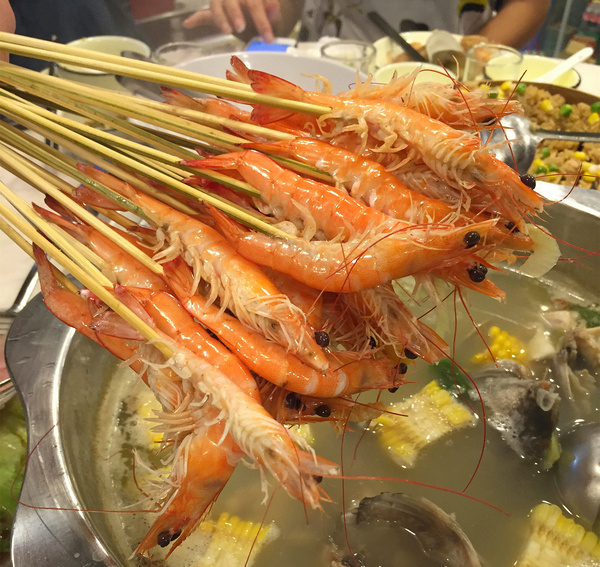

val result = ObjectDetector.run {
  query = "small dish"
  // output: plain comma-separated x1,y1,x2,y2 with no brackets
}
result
373,61,456,85
520,54,581,89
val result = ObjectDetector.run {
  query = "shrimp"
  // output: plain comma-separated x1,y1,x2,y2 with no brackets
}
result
210,205,497,293
241,138,535,254
189,149,407,241
344,69,523,130
242,138,456,225
164,258,402,397
77,164,329,373
238,61,544,229
342,283,449,363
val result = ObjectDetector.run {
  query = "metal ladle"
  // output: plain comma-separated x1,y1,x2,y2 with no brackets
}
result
555,421,600,534
482,113,600,174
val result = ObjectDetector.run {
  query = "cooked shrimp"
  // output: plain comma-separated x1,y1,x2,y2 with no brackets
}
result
240,62,543,229
210,205,497,293
344,283,449,363
77,164,329,372
189,149,406,241
346,69,522,130
164,258,401,397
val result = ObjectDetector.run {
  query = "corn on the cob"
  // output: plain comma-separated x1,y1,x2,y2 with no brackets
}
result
472,325,527,364
373,380,476,467
196,512,276,566
514,503,600,567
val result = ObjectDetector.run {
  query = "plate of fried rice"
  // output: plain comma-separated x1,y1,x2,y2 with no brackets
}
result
484,81,600,190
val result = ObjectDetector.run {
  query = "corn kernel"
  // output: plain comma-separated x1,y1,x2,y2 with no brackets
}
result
582,161,592,172
589,112,599,125
573,151,588,161
532,158,546,169
500,81,513,91
472,325,527,363
540,99,553,112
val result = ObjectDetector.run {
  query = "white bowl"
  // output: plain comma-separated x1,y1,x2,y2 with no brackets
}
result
175,51,365,94
55,35,152,92
520,54,581,88
373,61,457,85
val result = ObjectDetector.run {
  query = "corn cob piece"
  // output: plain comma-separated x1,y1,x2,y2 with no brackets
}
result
138,396,164,449
196,512,276,567
373,380,476,467
472,325,528,364
515,503,600,567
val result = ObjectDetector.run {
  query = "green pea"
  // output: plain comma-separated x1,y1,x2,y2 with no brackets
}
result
535,165,548,174
515,82,527,95
487,91,499,99
591,101,600,114
548,163,559,172
560,104,573,117
540,147,551,158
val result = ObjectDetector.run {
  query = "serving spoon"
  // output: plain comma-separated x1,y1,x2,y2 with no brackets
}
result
555,421,600,534
482,113,600,174
533,47,594,85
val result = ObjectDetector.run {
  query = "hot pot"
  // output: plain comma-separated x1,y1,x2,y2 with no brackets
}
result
5,182,600,566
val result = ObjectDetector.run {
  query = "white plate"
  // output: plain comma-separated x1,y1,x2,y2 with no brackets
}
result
373,32,463,69
175,51,364,94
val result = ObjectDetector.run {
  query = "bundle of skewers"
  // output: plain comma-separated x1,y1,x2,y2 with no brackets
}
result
0,32,560,558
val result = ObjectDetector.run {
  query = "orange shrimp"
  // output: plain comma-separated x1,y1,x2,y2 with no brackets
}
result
242,138,535,255
77,164,329,373
239,61,544,229
164,258,401,397
345,69,523,130
210,205,497,293
188,149,408,241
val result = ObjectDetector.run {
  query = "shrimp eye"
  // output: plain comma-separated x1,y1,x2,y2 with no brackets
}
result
285,392,299,409
463,231,481,248
171,530,182,541
313,475,324,484
404,349,418,359
314,330,330,347
315,404,331,417
467,264,488,282
505,221,519,233
157,531,172,548
520,173,536,189
369,336,377,348
397,362,408,374
388,387,399,393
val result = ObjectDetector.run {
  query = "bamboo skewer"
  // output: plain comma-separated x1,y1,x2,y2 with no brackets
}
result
0,95,290,236
0,37,330,115
0,183,113,287
0,190,173,358
0,143,165,275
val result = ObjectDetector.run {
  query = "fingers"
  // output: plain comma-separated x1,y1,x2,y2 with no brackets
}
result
182,0,281,42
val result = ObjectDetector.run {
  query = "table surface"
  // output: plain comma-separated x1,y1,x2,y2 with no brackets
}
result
0,56,599,312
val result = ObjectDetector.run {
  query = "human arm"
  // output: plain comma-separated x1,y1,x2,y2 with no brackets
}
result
478,0,551,49
182,0,304,43
0,0,16,62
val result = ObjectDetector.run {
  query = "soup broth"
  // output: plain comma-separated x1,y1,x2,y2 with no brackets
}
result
94,271,599,566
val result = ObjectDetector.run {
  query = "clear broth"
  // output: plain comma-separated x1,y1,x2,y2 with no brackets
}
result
94,271,599,567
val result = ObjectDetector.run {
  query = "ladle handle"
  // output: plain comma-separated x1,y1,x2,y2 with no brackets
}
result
535,129,600,144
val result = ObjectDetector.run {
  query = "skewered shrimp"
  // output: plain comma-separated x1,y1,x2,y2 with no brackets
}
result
164,258,402,397
237,60,543,229
189,149,408,240
210,205,497,293
345,69,522,130
77,164,329,372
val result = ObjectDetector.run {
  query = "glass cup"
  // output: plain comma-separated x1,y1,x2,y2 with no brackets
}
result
320,40,376,74
462,43,524,82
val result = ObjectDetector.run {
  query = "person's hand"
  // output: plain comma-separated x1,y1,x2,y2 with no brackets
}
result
0,0,17,62
183,0,281,43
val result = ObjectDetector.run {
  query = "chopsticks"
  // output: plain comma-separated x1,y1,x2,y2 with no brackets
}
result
367,11,429,63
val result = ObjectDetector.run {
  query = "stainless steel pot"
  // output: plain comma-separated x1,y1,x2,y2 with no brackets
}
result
5,183,600,566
